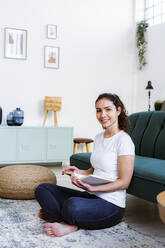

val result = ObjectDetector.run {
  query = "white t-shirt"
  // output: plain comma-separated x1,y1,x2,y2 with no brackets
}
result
90,130,135,208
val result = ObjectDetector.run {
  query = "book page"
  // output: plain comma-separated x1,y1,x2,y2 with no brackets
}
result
64,172,112,186
81,176,111,186
74,173,112,186
74,173,89,180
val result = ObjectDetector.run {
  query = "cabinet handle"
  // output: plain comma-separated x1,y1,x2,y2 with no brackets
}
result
20,144,30,152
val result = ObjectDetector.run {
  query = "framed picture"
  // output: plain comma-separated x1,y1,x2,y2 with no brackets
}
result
47,24,57,39
44,46,59,69
4,27,27,60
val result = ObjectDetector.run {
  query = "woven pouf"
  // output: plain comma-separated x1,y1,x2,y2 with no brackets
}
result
157,191,165,223
0,165,57,200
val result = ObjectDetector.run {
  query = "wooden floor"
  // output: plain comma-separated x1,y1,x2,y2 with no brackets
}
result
125,194,165,243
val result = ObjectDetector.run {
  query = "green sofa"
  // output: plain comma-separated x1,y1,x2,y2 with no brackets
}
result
70,111,165,203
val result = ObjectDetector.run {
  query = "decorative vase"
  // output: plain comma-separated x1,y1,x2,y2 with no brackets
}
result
0,107,2,125
7,112,14,126
13,108,24,126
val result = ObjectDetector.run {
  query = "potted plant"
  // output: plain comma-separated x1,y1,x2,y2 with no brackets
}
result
136,20,148,70
154,101,164,111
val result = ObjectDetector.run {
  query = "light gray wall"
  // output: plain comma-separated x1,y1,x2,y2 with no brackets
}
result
0,0,135,147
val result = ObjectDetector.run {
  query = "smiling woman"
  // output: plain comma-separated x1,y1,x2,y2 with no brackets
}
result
35,93,135,238
95,93,130,134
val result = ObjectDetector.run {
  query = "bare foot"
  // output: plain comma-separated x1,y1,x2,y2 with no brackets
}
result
44,222,78,237
38,209,50,221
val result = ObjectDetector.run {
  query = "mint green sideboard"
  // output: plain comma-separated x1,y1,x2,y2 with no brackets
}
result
0,127,73,166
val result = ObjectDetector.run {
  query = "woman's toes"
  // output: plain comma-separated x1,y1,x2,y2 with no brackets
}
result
44,223,52,228
45,227,53,235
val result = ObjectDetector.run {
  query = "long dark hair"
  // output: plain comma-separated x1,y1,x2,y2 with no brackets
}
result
95,93,130,133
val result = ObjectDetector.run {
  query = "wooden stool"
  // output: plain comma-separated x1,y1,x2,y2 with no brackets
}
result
73,138,94,154
43,96,62,127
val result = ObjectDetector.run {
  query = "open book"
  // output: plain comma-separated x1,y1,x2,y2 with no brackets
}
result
64,171,112,186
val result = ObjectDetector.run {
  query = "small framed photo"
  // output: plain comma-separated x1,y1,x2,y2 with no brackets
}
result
47,24,57,39
44,46,59,69
4,27,27,60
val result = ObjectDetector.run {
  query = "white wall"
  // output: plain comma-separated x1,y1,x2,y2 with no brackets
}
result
0,0,135,149
135,22,165,111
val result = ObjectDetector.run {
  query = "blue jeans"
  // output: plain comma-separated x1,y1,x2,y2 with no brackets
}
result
35,183,124,230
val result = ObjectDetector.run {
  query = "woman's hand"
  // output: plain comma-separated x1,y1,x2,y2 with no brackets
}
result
62,166,96,191
70,174,96,192
62,166,82,176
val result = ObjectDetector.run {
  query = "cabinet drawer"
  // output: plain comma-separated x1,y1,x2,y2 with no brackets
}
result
0,128,16,162
47,128,73,161
17,128,46,162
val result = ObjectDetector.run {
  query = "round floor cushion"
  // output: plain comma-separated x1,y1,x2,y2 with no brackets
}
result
157,191,165,223
0,165,57,200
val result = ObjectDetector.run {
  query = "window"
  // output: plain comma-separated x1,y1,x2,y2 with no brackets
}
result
145,0,165,26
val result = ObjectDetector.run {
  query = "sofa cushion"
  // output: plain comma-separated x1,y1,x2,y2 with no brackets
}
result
129,111,165,159
127,175,165,202
140,112,165,158
70,153,91,170
154,121,165,159
134,155,165,185
129,112,152,155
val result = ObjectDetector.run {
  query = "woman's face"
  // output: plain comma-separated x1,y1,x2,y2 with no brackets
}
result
95,98,121,130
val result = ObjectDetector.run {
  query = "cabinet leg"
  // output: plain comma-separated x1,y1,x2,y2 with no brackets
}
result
54,111,58,126
86,143,91,152
73,143,78,154
43,111,48,126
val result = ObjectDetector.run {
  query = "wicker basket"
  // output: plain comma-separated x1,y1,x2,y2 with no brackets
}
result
0,164,57,200
157,191,165,223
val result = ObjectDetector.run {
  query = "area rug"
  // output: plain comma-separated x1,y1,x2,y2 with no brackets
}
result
0,198,164,248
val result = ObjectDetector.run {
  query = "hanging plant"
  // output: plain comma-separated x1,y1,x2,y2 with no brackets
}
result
136,20,148,70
